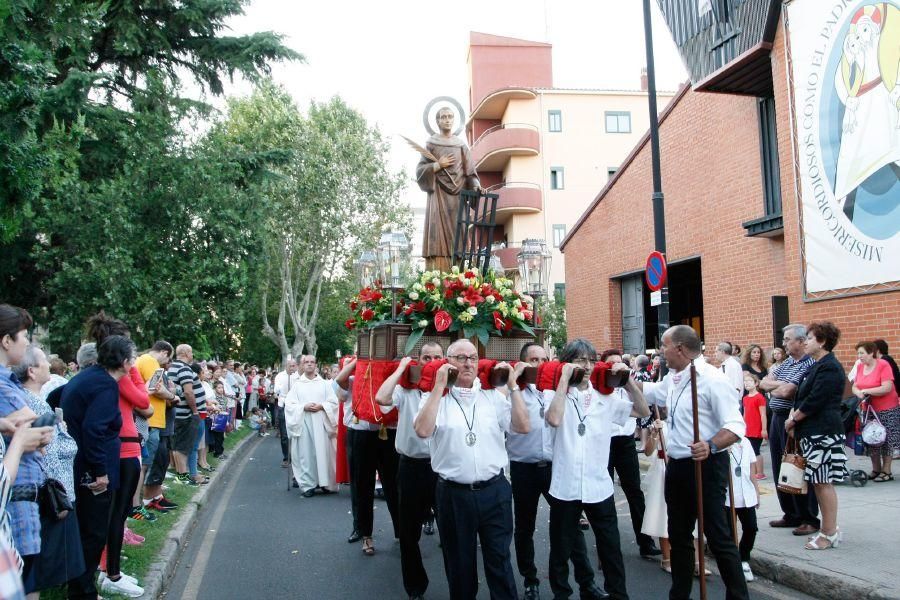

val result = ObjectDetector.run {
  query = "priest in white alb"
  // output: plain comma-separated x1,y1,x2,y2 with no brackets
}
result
284,355,339,497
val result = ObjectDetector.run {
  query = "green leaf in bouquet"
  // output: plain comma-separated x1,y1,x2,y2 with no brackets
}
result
404,327,425,356
475,327,490,347
462,325,476,340
518,321,535,335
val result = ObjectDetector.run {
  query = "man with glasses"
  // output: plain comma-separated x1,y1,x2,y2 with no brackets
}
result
414,339,529,600
375,342,444,600
759,324,819,536
545,339,650,600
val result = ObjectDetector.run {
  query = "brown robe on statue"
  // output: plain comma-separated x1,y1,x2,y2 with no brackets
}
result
416,134,480,272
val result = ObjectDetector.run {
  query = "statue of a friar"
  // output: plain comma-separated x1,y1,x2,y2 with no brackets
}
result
415,107,481,272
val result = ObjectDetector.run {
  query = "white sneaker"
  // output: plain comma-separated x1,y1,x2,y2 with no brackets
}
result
100,574,144,597
98,571,139,586
742,561,754,582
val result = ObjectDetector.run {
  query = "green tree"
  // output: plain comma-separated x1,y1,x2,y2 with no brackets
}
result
543,292,567,356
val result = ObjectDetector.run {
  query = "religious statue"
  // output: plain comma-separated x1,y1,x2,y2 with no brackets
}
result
410,107,481,272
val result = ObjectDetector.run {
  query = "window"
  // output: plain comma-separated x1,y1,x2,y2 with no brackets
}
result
550,167,565,190
758,96,782,217
552,224,567,248
607,167,618,179
548,110,562,132
554,283,566,300
605,111,631,133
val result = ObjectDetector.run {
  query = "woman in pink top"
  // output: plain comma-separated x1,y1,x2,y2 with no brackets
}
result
853,341,899,482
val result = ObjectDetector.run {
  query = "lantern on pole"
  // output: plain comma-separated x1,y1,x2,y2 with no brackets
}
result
377,231,410,319
354,251,378,289
517,238,552,324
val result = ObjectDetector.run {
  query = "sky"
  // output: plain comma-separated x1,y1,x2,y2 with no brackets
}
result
216,0,689,212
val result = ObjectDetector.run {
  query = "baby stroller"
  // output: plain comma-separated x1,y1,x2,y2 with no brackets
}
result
838,396,868,487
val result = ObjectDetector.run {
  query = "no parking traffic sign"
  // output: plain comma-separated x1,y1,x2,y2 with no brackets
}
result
645,251,667,292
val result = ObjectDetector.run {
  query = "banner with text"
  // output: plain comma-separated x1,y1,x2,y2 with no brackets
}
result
787,0,900,294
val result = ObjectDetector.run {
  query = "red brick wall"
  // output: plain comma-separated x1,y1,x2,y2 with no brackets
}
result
564,17,899,369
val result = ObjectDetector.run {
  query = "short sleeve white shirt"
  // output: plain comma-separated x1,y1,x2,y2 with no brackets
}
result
546,383,633,503
725,437,759,508
419,379,510,484
505,385,553,463
392,387,430,459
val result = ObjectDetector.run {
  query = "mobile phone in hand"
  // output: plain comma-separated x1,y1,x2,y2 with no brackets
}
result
31,413,57,428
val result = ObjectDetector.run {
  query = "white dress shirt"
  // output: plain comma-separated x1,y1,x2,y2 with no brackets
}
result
725,437,759,509
419,379,511,484
506,385,553,463
608,387,637,437
273,370,294,408
545,382,633,503
391,387,430,459
721,356,744,403
643,359,746,460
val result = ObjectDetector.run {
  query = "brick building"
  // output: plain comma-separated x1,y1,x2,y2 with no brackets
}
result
561,0,899,367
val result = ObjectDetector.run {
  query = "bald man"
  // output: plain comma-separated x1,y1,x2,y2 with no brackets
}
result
167,344,206,485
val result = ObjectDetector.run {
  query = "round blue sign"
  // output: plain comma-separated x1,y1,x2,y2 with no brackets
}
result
645,251,667,292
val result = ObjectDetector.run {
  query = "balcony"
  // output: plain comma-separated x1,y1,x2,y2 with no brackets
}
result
492,246,522,272
471,124,540,171
468,87,538,122
485,182,542,223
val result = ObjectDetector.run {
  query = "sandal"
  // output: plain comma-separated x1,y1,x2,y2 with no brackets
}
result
868,471,881,480
805,529,841,550
660,559,672,573
362,537,375,556
873,472,894,482
694,563,711,577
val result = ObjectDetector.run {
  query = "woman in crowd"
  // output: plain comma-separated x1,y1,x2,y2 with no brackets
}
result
650,354,662,382
741,344,768,385
852,341,899,482
770,347,785,371
195,364,215,474
11,345,85,596
0,305,49,593
785,321,846,550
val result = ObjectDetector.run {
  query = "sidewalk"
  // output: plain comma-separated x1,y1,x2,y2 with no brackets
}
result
639,446,900,600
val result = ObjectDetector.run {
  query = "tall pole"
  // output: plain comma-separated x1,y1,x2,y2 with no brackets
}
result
642,0,670,356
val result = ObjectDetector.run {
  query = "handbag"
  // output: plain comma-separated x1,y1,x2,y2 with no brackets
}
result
211,413,229,433
38,478,73,521
861,404,887,447
776,437,808,495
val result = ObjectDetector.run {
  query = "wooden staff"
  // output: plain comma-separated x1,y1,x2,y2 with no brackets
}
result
689,360,707,600
727,462,739,545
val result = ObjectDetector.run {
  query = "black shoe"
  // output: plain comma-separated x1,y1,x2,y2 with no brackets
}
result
423,522,435,536
292,479,299,488
318,487,335,495
580,585,610,600
347,529,362,543
302,489,315,498
640,544,663,559
409,596,424,600
524,583,540,600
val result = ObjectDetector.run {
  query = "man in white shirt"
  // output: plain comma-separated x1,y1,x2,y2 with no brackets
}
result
375,341,444,600
640,325,749,600
601,349,661,562
508,343,599,600
716,342,744,404
273,358,297,467
544,339,650,600
414,340,529,600
284,355,339,496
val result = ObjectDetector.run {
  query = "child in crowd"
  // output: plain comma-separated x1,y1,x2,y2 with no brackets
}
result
742,373,768,480
249,407,268,436
641,416,670,572
725,435,761,582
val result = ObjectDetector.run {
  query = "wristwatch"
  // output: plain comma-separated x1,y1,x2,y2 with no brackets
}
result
708,439,720,453
508,384,521,393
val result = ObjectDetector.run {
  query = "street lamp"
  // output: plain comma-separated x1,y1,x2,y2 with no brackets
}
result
517,238,552,325
377,231,410,319
354,250,378,289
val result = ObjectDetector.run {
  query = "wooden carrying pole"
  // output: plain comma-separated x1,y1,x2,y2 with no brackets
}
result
689,361,707,600
727,467,739,545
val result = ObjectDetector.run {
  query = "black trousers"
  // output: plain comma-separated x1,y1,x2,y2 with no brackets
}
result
398,455,437,596
351,428,400,538
209,428,224,456
276,406,289,462
769,412,820,527
607,435,654,551
346,428,358,531
549,496,628,600
510,460,594,593
68,486,113,599
106,458,141,577
435,475,517,600
665,454,749,600
726,507,758,563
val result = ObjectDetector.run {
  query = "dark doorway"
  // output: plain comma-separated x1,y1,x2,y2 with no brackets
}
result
643,258,704,350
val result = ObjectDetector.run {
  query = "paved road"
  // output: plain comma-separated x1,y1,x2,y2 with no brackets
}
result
166,436,816,599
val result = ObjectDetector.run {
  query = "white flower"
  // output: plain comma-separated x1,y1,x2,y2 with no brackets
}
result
409,291,420,300
431,277,441,286
418,319,428,328
510,308,521,319
485,295,496,304
430,294,441,302
521,294,534,304
514,299,522,308
497,302,509,316
467,306,478,316
412,284,424,292
451,266,460,273
502,289,513,297
456,297,465,305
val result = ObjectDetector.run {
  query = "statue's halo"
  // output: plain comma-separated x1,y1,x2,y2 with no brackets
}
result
423,96,466,136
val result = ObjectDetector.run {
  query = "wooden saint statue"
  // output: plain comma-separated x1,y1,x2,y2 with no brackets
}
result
415,107,481,272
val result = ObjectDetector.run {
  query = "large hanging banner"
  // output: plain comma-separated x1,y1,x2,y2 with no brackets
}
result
786,0,900,294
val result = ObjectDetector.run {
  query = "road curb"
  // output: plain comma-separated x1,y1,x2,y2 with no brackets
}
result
139,432,260,599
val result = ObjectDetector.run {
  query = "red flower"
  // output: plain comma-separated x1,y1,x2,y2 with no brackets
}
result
492,292,503,302
403,306,413,316
480,283,493,295
444,288,455,299
503,318,513,332
425,282,435,292
450,279,465,291
344,318,356,330
464,270,476,279
371,291,383,302
361,308,375,321
492,311,505,331
522,310,533,321
412,301,426,313
349,301,358,311
434,310,452,332
463,286,484,306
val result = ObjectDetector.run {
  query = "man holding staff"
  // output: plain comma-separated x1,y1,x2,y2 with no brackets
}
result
414,339,529,600
640,325,749,600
